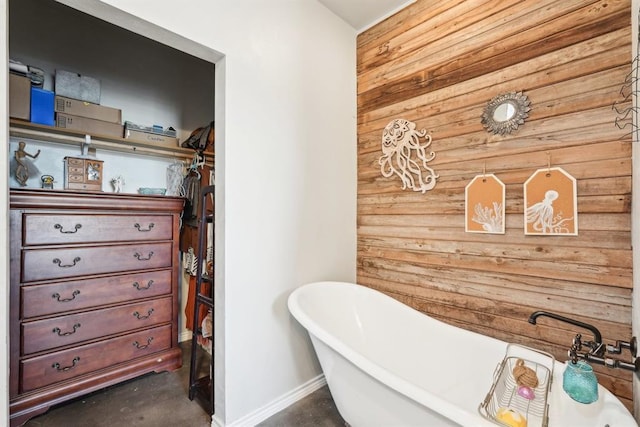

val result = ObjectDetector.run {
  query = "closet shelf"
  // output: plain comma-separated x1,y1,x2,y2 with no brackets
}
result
10,119,214,163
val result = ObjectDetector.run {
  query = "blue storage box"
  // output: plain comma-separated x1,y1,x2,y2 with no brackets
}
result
30,87,55,126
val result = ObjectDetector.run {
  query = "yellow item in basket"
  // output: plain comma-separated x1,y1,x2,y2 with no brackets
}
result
496,407,527,427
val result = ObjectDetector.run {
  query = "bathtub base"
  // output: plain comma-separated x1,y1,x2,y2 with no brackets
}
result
312,337,460,427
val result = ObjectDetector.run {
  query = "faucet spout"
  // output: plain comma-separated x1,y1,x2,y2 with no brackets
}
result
528,310,602,344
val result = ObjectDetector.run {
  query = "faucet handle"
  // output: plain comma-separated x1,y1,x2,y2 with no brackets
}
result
572,334,582,350
568,344,579,364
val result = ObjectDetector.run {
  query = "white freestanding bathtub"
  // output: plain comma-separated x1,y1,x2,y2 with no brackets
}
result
288,281,638,427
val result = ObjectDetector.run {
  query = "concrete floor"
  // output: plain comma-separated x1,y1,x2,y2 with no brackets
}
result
257,386,347,427
22,341,345,427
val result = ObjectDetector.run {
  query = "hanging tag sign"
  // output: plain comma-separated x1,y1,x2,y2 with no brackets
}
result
524,167,577,235
465,174,505,234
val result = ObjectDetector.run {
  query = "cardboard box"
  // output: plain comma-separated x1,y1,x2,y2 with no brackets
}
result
9,73,30,120
55,96,121,124
56,113,124,139
55,69,101,104
30,87,55,126
124,128,180,149
124,121,176,137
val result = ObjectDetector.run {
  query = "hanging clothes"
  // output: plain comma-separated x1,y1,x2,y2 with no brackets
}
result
181,147,214,332
180,163,213,254
184,275,211,331
181,120,214,332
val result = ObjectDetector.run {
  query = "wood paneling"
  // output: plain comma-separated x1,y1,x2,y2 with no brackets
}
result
357,0,634,409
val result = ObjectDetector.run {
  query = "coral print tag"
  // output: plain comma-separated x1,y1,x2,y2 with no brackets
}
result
524,167,577,236
465,174,505,234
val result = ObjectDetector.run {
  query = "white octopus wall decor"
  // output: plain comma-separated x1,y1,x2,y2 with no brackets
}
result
524,167,577,235
379,119,439,193
465,174,505,234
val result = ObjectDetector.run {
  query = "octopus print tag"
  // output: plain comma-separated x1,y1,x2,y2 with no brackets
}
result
465,174,505,234
524,167,577,235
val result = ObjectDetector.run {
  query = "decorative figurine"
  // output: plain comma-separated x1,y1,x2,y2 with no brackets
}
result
111,175,125,193
14,141,41,186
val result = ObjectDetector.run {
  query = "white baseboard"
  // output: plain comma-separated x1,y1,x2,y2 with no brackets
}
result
212,414,224,427
179,330,192,342
220,374,326,427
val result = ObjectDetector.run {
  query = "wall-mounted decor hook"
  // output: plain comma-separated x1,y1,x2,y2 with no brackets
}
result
546,151,551,176
81,134,91,156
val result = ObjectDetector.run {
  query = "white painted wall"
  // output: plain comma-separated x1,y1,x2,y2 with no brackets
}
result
50,0,357,425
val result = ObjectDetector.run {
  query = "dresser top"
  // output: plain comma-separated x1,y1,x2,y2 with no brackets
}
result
10,188,185,213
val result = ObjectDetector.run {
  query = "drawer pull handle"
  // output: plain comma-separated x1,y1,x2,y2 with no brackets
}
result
52,290,81,302
53,257,81,268
134,223,155,232
132,280,154,290
133,308,154,320
53,323,81,336
54,223,82,234
134,251,154,261
52,357,80,372
133,337,154,349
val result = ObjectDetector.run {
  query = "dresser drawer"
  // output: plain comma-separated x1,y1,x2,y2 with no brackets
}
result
22,242,173,283
22,296,172,355
67,173,84,183
66,157,84,167
20,324,172,393
21,269,173,319
23,214,173,246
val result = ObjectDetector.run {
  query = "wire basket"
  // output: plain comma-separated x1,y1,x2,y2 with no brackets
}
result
479,344,554,427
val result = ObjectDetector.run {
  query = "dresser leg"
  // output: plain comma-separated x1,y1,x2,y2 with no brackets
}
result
10,405,51,427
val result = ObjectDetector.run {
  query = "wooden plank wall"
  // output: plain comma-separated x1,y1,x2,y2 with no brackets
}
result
356,0,634,409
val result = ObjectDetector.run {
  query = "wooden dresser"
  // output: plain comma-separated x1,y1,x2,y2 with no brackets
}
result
9,189,184,426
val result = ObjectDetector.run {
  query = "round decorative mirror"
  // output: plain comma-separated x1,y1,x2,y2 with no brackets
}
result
481,91,531,135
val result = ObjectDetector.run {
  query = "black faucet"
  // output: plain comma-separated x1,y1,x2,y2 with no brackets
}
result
528,311,602,344
529,311,640,371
